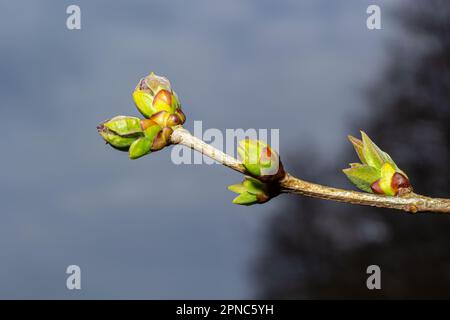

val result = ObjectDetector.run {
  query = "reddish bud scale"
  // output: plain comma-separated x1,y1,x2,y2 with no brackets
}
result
153,89,172,106
370,180,384,195
168,114,181,126
176,108,186,124
391,172,411,190
370,172,411,196
150,111,185,128
140,119,158,130
391,172,412,195
151,127,173,151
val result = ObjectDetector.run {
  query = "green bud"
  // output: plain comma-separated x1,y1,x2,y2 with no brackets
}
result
103,116,143,136
228,176,272,205
99,73,185,159
344,131,412,195
98,129,139,150
237,139,285,182
97,116,144,150
132,72,185,123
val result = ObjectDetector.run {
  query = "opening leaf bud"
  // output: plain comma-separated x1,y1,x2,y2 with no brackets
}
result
344,131,412,196
228,177,273,206
99,72,186,159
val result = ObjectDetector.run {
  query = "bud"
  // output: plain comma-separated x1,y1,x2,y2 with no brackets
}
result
343,131,412,196
228,177,271,205
97,129,139,150
102,116,142,136
132,72,184,123
99,72,185,159
97,116,144,150
237,139,285,182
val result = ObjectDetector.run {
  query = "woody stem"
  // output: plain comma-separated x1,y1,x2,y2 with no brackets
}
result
279,174,450,213
170,127,450,214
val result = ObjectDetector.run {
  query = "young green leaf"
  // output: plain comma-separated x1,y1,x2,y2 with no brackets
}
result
232,192,258,205
343,165,381,193
228,183,247,194
361,131,385,169
129,137,152,159
347,135,366,164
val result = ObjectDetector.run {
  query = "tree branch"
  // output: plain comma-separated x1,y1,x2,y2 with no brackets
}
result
170,127,450,214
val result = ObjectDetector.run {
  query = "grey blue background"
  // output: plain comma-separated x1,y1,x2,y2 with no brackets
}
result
0,0,405,298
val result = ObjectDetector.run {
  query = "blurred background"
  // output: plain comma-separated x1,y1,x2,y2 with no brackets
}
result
0,0,448,298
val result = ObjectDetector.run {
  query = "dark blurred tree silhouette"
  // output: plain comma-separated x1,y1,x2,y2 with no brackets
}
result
255,0,450,299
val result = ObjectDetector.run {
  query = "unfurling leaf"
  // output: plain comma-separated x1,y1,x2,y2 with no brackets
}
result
343,165,380,193
228,176,273,206
360,131,385,169
232,192,259,206
344,131,412,196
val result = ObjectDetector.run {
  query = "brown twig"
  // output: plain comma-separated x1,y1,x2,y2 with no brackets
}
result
170,127,450,214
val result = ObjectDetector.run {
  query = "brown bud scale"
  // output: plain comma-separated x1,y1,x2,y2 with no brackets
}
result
370,180,384,195
140,119,158,130
153,89,172,106
391,172,411,191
